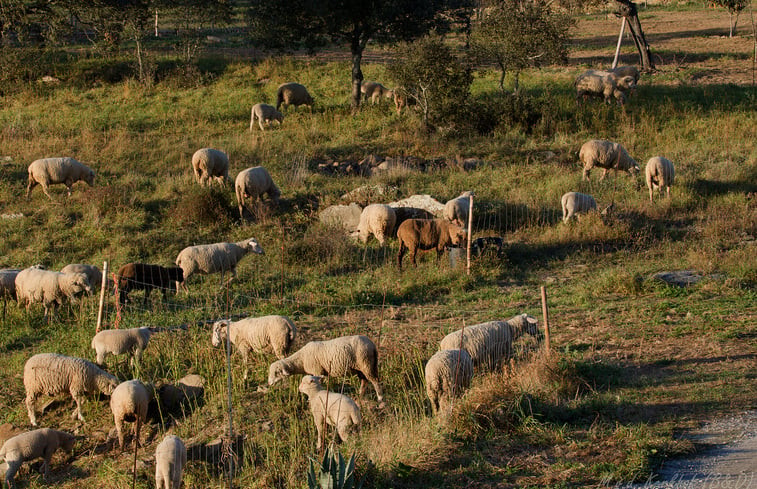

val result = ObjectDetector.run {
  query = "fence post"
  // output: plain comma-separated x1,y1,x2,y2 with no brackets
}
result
96,261,109,333
466,192,474,276
612,16,627,69
540,285,551,354
226,317,235,489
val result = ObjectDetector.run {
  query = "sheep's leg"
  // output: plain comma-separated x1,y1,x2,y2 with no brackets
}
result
599,169,608,181
42,449,54,480
143,287,151,308
26,180,38,199
582,168,590,181
411,248,418,267
115,418,125,451
314,414,325,450
649,187,654,203
397,242,406,269
71,392,85,422
4,459,21,489
40,183,55,200
26,392,40,426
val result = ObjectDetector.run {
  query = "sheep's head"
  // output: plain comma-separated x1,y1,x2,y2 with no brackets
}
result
85,169,95,187
211,320,230,347
268,360,292,386
616,75,636,92
298,375,324,395
523,314,540,338
97,371,119,395
246,238,265,255
60,432,77,454
168,267,184,282
628,160,641,176
448,224,467,247
67,273,93,297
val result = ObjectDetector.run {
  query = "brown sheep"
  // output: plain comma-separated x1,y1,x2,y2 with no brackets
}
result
396,219,467,269
116,263,184,307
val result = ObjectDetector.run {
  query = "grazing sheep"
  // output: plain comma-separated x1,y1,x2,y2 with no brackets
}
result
471,236,504,257
60,264,102,293
116,263,184,306
211,315,297,380
391,207,435,233
355,204,397,245
91,327,156,366
574,70,636,105
298,375,361,450
561,192,597,223
276,82,314,111
26,157,95,200
579,139,640,182
191,148,231,186
268,335,384,402
361,81,394,104
645,156,675,203
110,379,153,451
175,238,264,292
396,219,468,270
425,349,473,416
250,103,284,131
0,269,21,301
439,314,540,371
155,434,186,489
0,428,75,489
157,374,205,416
234,166,281,219
24,353,118,426
443,191,473,227
15,267,92,318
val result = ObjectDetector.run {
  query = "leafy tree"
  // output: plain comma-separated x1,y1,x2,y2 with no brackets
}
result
387,34,472,130
246,0,468,108
469,0,571,93
713,0,747,37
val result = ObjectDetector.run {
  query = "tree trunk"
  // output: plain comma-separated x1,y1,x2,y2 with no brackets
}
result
614,0,655,71
512,71,520,95
350,35,364,109
498,62,506,91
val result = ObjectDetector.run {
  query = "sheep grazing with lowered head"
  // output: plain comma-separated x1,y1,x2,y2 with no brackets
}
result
298,375,361,450
561,192,597,223
355,204,397,245
60,263,102,293
645,156,675,203
15,267,92,319
110,379,154,451
250,103,284,131
116,263,184,307
268,335,384,403
175,237,265,292
443,191,473,227
23,352,119,426
155,434,186,489
235,166,280,219
574,70,636,106
0,428,76,489
91,327,157,367
26,157,95,200
425,349,473,416
276,82,314,111
211,315,297,380
191,148,231,186
361,81,394,104
579,139,639,182
439,314,540,371
396,218,468,270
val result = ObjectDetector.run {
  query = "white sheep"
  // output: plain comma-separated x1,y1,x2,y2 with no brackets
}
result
425,349,473,416
355,204,397,245
561,192,597,223
91,327,156,366
0,268,21,301
15,267,92,318
175,237,265,292
191,148,231,186
298,375,361,450
439,314,540,371
443,191,472,227
0,428,75,489
155,434,186,489
211,315,297,380
250,103,284,131
110,379,154,451
268,335,384,403
26,157,95,200
60,263,102,293
24,353,119,426
574,70,636,105
234,167,281,219
361,81,394,104
579,139,640,182
645,156,675,203
276,82,314,111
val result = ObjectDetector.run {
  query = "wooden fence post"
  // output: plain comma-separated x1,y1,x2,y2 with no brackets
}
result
466,192,474,276
96,261,109,333
540,285,551,353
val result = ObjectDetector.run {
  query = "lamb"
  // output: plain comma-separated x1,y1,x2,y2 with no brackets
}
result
439,314,540,371
0,428,75,489
24,352,119,426
574,70,636,105
298,375,361,450
276,82,314,111
396,218,468,270
175,237,265,292
561,192,597,223
0,269,21,301
250,103,284,131
645,156,675,203
110,379,154,451
91,327,156,366
211,315,297,380
234,166,281,219
15,267,92,318
26,157,95,200
191,148,231,186
443,191,473,227
579,139,640,182
355,204,397,245
60,264,102,293
116,263,184,306
361,81,394,104
268,335,384,403
425,349,473,416
155,434,186,489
